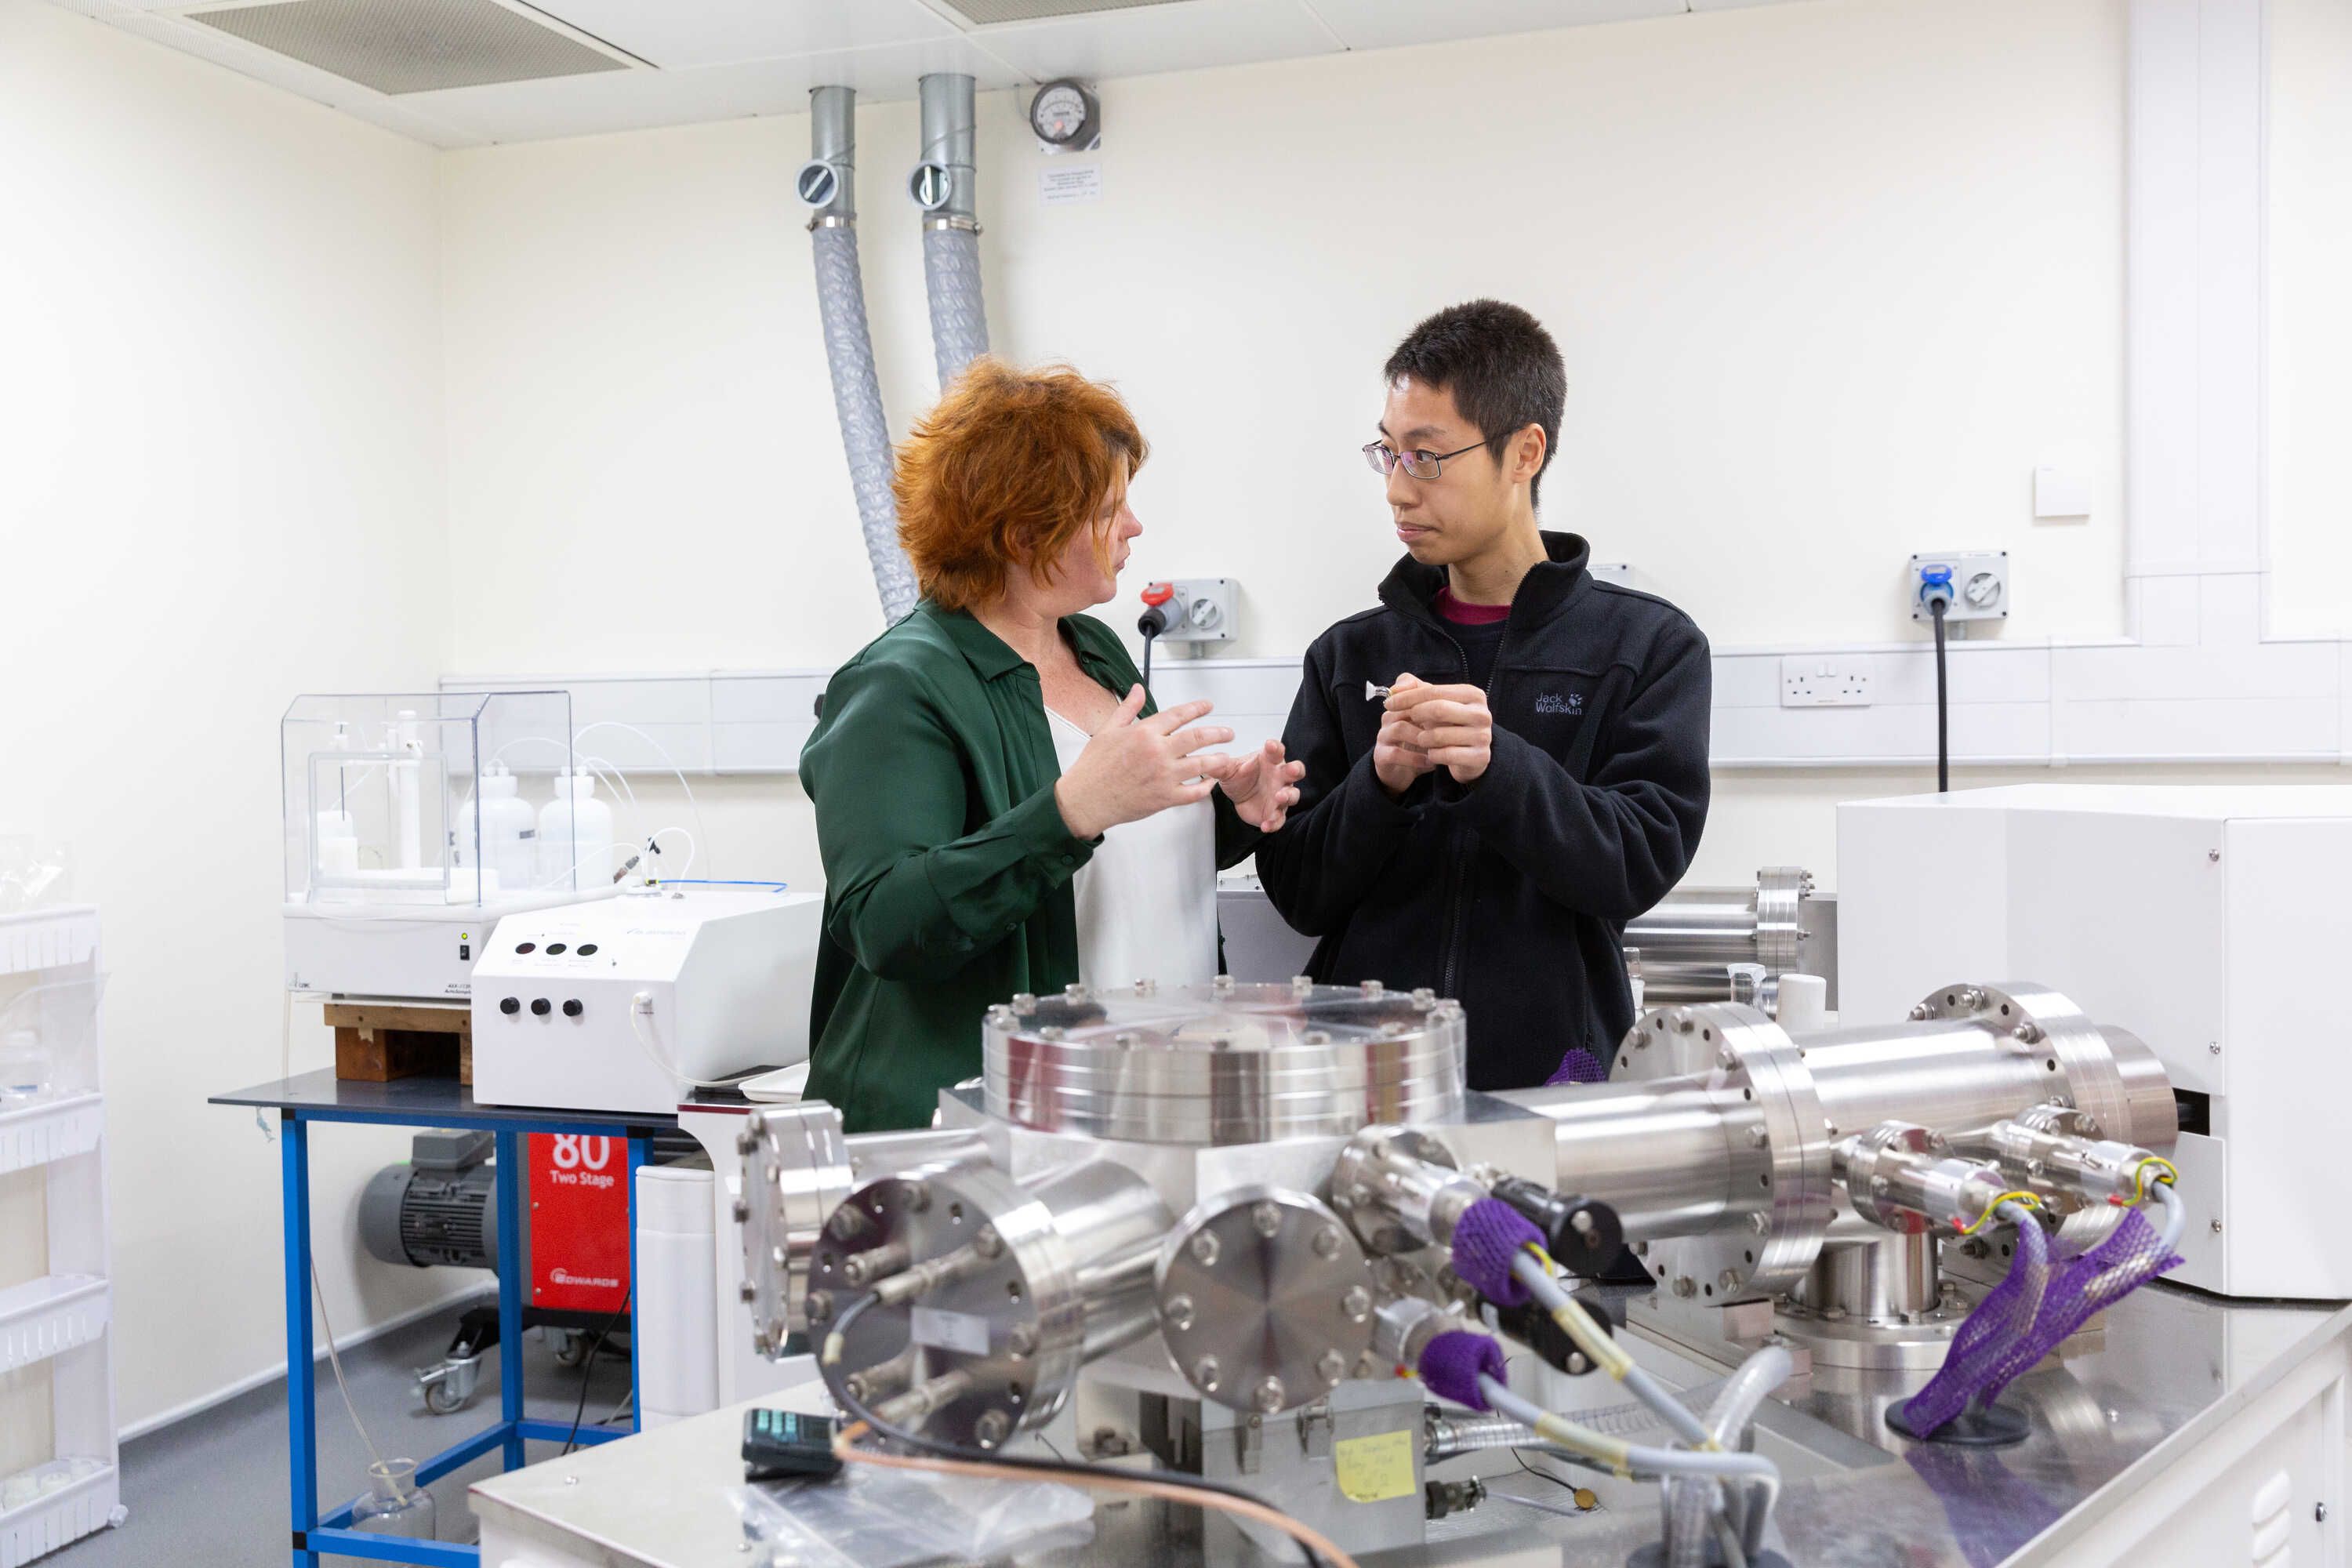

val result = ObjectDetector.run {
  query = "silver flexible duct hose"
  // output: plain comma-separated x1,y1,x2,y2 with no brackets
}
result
812,225,916,620
922,226,990,390
805,85,917,622
915,74,989,393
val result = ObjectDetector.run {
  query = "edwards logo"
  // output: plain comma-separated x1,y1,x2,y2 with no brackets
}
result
1534,692,1585,716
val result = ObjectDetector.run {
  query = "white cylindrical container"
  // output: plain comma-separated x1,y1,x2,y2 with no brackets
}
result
537,771,614,890
1777,973,1829,1032
477,764,537,897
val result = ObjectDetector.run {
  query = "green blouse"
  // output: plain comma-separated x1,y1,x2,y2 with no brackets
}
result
800,601,1260,1132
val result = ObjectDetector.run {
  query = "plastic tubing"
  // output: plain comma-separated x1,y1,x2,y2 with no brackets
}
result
1511,1249,1717,1452
1666,1345,1792,1566
1475,1377,1781,1510
2150,1179,2186,1254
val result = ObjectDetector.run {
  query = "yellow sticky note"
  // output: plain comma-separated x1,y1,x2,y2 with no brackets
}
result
1333,1428,1416,1504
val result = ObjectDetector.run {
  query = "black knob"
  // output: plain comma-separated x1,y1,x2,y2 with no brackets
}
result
562,1000,583,1018
499,997,520,1016
530,998,551,1016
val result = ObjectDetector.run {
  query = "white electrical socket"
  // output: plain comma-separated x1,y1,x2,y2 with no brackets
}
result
1910,551,2009,625
1780,656,1875,707
1150,578,1238,645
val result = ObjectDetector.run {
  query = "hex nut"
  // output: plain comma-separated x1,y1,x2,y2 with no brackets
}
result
1191,1230,1222,1266
1165,1294,1196,1332
1193,1356,1221,1392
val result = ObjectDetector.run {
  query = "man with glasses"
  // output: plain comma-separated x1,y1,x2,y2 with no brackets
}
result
1255,299,1711,1090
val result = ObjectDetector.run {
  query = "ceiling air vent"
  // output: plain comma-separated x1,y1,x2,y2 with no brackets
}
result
187,0,630,96
932,0,1194,24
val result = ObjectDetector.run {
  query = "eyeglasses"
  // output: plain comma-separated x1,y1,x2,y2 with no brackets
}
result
1363,439,1488,481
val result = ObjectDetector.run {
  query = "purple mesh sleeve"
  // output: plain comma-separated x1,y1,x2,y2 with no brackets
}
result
1905,1206,2181,1436
1546,1047,1608,1086
1450,1197,1545,1306
1418,1330,1505,1410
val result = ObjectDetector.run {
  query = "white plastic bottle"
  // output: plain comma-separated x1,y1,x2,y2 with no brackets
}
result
477,764,538,897
537,770,614,891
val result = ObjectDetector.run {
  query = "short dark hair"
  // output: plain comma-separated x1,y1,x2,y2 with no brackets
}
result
1383,299,1565,508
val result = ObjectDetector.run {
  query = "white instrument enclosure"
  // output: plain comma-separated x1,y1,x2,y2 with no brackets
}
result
471,887,823,1115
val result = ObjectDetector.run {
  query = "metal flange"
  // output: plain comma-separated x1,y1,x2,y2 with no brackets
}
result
1156,1185,1376,1414
1908,981,2132,1146
739,1102,852,1352
1614,1004,1834,1300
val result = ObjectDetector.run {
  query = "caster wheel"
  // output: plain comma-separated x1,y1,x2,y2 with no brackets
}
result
423,1378,470,1416
553,1331,588,1368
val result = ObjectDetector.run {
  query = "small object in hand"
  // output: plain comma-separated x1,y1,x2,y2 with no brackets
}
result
1365,681,1392,702
742,1407,844,1481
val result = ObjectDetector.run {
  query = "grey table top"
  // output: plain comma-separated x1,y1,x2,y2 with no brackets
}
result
209,1067,673,1131
471,1281,2352,1567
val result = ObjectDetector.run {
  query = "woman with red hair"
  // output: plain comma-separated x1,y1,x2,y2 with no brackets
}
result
799,361,1304,1131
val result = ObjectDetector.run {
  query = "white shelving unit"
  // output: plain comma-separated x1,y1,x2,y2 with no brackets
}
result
0,907,122,1568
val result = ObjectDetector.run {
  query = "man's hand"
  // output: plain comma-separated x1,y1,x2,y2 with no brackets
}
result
1219,739,1307,833
1386,681,1494,785
1373,673,1439,797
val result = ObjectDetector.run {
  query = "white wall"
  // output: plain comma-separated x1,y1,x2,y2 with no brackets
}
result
445,0,2131,670
439,0,2145,895
2267,0,2352,639
0,0,467,1439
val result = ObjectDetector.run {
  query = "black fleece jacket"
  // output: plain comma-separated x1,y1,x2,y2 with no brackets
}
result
1254,532,1711,1091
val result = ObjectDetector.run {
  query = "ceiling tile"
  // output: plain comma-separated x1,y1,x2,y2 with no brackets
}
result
1301,0,1685,53
405,34,1025,143
71,5,489,143
524,0,958,70
961,0,1338,86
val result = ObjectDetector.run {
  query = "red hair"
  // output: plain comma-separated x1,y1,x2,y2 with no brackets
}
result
894,358,1148,612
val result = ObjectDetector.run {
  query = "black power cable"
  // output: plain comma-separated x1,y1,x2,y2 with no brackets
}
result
561,1287,632,1456
823,1295,1329,1568
1930,594,1951,793
1138,601,1171,695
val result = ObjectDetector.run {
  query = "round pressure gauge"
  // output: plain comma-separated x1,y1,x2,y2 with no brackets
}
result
1029,78,1098,149
1963,571,2003,611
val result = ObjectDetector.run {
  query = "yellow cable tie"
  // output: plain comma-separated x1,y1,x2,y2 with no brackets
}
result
1955,1190,2043,1238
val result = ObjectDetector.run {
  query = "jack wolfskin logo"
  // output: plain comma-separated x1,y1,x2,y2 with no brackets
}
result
1534,692,1584,715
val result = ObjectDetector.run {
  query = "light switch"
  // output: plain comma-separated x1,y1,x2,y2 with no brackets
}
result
2034,466,2092,519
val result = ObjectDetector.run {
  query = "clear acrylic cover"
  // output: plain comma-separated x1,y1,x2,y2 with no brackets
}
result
281,691,572,908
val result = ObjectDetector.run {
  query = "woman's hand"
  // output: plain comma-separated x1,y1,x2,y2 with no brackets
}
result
1373,673,1438,797
1054,686,1237,840
1219,739,1307,833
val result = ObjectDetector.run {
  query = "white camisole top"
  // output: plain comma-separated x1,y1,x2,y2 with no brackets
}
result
1047,710,1219,990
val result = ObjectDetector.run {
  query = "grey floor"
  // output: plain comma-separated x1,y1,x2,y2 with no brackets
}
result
52,1293,635,1568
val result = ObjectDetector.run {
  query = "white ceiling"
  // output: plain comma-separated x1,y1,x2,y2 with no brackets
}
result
55,0,1813,149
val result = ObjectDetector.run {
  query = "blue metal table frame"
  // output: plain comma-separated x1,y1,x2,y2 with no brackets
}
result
212,1070,671,1568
